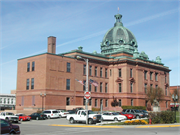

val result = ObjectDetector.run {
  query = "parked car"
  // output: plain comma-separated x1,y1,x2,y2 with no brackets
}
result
66,110,101,124
122,109,144,119
0,112,19,123
29,112,47,120
57,110,69,118
102,112,127,121
139,110,149,118
0,118,21,134
118,112,136,120
43,110,59,119
67,110,76,114
15,113,31,121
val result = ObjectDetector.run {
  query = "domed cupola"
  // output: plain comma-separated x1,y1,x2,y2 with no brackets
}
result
101,13,138,55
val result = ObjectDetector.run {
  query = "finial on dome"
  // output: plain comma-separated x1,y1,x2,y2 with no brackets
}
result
118,7,119,14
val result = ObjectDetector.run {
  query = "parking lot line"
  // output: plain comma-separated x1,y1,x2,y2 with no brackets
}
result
50,124,124,128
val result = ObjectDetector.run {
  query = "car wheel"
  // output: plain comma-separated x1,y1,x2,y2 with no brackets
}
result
88,119,93,124
69,118,75,124
136,116,139,119
10,132,15,135
36,117,39,120
48,116,51,119
59,115,62,118
20,118,23,122
114,117,118,121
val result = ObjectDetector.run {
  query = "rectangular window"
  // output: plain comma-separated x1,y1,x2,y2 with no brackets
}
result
144,71,147,80
165,74,167,83
131,99,133,106
119,83,122,93
32,61,35,71
4,98,6,104
166,101,168,108
89,99,91,106
150,72,153,80
144,83,147,93
26,79,29,90
66,79,70,90
145,101,148,107
0,98,2,103
105,99,108,107
11,99,13,104
89,83,91,92
100,68,102,77
67,62,71,72
66,97,70,105
119,69,121,77
100,99,103,107
7,99,10,104
130,83,133,93
155,73,158,81
83,98,86,105
105,68,107,78
100,82,102,92
95,67,97,76
89,66,92,76
21,96,24,106
32,96,35,106
95,99,97,107
95,86,97,92
83,65,86,75
119,99,121,107
130,69,132,78
105,83,108,93
83,80,86,91
156,85,158,88
27,62,30,72
110,69,111,76
31,78,34,89
165,87,167,96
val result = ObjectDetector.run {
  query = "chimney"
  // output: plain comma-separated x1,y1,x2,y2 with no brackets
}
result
47,36,56,54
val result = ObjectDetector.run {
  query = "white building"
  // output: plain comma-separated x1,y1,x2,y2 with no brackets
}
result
0,94,16,110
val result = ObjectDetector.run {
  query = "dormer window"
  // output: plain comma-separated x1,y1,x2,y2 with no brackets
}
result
119,40,124,45
106,41,109,46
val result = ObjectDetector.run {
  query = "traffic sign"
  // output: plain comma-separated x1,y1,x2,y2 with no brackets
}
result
84,91,91,99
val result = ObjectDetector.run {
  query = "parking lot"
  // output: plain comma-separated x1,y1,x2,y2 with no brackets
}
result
14,117,180,135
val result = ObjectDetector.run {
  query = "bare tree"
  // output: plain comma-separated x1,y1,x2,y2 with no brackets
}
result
146,87,164,105
111,98,118,107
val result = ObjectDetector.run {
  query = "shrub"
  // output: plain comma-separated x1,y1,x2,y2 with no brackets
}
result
123,119,148,125
148,111,175,124
92,107,100,111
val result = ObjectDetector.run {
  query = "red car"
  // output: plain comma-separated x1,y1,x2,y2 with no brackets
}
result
118,112,136,120
15,113,31,121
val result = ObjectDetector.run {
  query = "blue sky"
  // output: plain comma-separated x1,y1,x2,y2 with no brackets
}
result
0,0,179,94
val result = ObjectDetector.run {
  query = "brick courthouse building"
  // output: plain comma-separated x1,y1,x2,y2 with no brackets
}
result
16,13,171,111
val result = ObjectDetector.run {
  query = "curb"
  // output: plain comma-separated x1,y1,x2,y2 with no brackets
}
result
50,124,180,128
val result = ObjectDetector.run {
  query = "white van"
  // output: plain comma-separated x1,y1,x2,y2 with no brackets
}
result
43,110,59,119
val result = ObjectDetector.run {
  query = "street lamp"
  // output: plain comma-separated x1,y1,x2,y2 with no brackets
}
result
40,93,46,112
77,56,89,125
172,94,178,123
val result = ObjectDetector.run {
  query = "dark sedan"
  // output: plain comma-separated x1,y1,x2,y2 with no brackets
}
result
29,112,47,120
0,118,21,134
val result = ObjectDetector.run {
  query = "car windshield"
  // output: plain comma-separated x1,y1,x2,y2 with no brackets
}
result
120,112,125,114
53,111,58,113
134,110,140,113
88,110,96,114
6,113,14,115
19,114,25,116
142,110,148,113
112,112,119,115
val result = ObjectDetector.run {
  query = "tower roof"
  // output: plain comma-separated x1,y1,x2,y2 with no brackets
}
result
101,13,138,55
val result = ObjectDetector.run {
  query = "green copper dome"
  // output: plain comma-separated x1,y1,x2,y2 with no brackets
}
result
101,13,138,55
